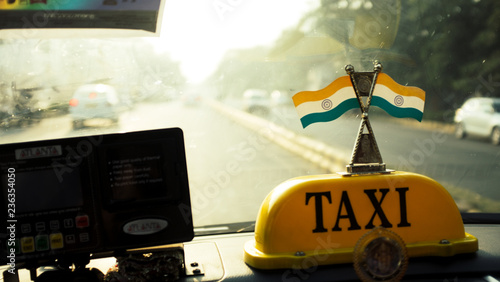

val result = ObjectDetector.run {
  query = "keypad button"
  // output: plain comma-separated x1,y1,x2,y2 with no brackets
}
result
75,215,89,228
63,218,74,228
65,234,76,244
50,220,60,231
21,224,31,234
35,234,49,251
35,222,46,232
79,233,90,243
50,233,64,250
21,237,35,253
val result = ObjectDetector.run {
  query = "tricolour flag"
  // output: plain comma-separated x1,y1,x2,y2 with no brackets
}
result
371,73,425,122
292,76,359,128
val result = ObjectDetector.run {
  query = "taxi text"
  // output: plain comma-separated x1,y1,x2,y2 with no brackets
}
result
305,187,410,233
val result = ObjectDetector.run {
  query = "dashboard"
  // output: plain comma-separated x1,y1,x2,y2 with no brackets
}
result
187,225,500,282
7,224,497,281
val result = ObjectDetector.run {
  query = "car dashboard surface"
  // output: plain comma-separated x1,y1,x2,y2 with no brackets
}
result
5,223,500,281
65,224,500,282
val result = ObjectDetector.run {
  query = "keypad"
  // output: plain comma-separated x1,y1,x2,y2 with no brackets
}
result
13,213,93,255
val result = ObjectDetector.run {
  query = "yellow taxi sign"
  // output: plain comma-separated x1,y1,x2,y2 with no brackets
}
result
244,171,478,270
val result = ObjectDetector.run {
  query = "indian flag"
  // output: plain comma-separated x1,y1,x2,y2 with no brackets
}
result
292,76,359,128
372,73,426,122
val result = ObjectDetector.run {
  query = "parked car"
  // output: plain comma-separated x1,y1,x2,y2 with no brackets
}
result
242,89,270,115
69,84,121,129
454,97,500,145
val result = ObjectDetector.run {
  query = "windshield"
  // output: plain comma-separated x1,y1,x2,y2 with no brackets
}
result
1,0,499,230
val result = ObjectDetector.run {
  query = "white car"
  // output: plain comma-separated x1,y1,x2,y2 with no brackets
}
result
242,89,270,115
69,84,121,129
454,97,500,145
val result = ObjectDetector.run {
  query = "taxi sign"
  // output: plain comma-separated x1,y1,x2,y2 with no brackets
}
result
245,63,478,272
244,171,478,269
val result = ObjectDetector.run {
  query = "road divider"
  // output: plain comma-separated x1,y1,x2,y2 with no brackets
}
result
206,100,500,213
207,100,350,173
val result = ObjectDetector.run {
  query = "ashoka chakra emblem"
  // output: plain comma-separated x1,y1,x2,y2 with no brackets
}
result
322,99,333,110
394,95,404,106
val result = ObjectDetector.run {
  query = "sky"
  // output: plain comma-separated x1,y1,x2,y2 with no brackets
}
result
0,0,318,85
154,0,319,83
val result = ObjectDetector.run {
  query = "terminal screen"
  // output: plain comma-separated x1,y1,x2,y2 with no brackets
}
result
103,142,169,203
2,168,83,214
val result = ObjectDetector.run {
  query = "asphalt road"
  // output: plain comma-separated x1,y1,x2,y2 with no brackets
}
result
265,105,500,207
0,101,325,227
1,99,499,226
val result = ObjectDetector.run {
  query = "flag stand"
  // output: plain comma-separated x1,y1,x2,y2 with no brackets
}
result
343,62,392,175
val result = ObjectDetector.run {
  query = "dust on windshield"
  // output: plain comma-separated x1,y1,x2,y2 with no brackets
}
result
1,0,499,227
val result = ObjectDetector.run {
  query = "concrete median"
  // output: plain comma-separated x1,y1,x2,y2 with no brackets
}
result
207,99,350,173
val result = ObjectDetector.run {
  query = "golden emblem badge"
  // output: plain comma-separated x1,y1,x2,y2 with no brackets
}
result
354,226,408,281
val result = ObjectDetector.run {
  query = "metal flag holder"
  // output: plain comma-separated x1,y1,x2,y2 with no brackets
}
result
342,61,393,175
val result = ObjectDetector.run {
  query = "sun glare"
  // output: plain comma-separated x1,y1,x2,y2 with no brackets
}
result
152,0,318,83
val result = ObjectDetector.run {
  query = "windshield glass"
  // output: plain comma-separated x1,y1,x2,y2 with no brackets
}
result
1,0,499,230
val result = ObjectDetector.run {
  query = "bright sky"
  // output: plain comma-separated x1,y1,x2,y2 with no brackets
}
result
154,0,318,83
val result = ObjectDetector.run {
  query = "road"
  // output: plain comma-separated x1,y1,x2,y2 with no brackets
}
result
0,101,325,227
1,99,499,227
265,105,500,209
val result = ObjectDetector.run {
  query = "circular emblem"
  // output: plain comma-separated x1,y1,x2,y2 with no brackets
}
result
358,77,372,93
353,227,408,281
394,95,404,107
321,99,333,110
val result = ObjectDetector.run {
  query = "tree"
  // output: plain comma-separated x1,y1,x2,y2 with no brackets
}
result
390,0,500,117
